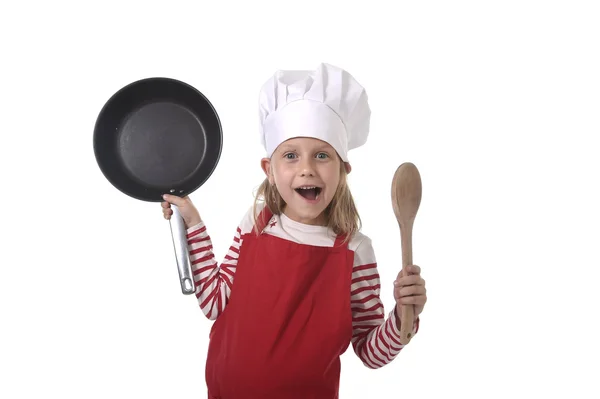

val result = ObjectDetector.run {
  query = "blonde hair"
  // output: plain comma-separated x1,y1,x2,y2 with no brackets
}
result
252,161,361,242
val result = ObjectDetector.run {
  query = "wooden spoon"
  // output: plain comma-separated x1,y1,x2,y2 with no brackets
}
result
391,162,422,345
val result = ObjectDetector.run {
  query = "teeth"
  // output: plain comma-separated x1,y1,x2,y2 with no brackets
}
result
298,186,317,190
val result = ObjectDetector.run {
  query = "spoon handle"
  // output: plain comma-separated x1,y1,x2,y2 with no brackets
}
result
399,222,415,345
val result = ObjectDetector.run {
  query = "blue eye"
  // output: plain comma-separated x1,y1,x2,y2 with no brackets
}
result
284,153,296,159
316,152,328,159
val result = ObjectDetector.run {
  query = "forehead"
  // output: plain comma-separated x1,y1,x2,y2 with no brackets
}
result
276,137,335,152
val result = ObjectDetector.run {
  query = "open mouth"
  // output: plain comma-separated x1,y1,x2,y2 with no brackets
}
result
294,186,322,201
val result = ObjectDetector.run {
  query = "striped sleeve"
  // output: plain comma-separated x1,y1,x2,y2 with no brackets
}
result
185,205,259,320
186,222,243,320
350,237,420,369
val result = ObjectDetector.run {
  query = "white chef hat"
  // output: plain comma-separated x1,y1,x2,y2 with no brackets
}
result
258,63,371,164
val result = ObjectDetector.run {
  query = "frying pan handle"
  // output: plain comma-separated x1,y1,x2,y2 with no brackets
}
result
169,205,195,295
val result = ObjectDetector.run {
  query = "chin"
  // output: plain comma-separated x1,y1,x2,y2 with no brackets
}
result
281,192,331,224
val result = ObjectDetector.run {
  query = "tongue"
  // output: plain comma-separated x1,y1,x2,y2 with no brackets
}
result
298,188,317,200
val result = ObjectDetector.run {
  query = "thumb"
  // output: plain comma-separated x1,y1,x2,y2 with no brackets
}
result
162,194,187,207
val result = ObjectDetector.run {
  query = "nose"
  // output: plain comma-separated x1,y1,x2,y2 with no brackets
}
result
299,158,315,177
300,168,314,177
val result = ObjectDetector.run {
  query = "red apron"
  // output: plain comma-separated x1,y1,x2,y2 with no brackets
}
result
205,207,354,398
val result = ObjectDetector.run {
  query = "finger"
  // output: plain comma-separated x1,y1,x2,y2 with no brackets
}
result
396,284,426,295
395,265,420,280
396,268,410,280
397,295,427,305
394,285,426,299
396,274,425,286
394,275,423,287
161,201,171,209
162,194,187,207
407,265,421,275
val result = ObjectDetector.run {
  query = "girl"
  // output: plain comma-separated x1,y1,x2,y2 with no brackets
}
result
161,63,427,399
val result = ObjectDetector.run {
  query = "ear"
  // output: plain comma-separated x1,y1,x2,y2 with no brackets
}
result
261,157,274,184
344,162,352,174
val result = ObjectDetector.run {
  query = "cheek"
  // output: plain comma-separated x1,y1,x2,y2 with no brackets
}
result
272,168,293,187
322,171,341,193
329,179,341,195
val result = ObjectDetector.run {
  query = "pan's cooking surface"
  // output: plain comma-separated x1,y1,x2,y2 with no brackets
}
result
94,77,222,202
118,102,206,187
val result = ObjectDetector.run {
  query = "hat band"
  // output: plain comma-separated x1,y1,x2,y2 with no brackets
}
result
263,99,349,162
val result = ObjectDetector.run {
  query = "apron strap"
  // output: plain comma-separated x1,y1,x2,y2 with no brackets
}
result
255,205,274,234
333,233,348,248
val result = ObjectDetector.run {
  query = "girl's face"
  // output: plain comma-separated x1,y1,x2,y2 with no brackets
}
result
261,137,342,225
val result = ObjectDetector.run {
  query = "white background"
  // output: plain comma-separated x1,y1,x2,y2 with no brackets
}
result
2,1,599,398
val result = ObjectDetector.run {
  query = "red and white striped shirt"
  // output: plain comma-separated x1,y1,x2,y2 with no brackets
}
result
186,203,419,369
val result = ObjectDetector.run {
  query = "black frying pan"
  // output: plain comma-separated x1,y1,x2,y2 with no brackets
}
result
93,77,222,295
